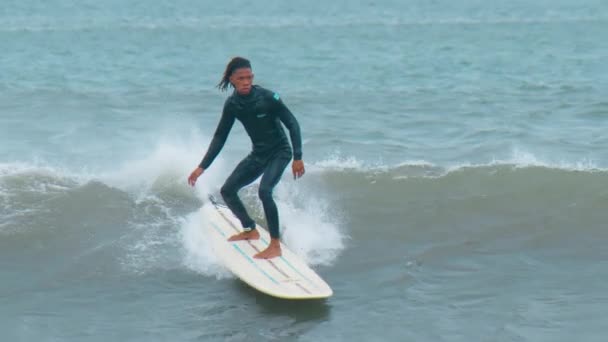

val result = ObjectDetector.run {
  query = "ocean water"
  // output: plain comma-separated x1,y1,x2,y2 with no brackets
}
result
2,0,608,341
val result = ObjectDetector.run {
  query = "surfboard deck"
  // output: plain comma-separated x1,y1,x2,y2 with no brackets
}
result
203,195,333,300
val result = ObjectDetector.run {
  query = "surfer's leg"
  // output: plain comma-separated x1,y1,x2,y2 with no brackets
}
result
253,152,290,259
221,155,264,231
257,151,291,239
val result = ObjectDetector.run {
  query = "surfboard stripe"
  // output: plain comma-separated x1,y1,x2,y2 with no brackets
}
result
280,257,320,290
244,241,293,280
257,235,320,290
215,210,305,284
210,222,227,238
231,244,280,286
295,283,313,294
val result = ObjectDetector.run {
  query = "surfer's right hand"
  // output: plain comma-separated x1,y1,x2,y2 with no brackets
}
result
188,167,204,187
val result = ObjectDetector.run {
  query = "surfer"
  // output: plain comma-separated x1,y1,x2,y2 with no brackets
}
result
188,57,305,259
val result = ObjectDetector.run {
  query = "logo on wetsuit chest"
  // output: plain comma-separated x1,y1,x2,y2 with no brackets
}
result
256,113,267,118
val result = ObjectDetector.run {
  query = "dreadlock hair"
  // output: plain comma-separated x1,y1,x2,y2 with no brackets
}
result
217,57,252,92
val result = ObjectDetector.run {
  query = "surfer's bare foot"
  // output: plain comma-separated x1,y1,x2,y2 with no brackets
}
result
254,239,282,259
228,229,260,241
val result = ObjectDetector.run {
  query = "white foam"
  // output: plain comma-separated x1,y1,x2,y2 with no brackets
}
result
494,148,603,171
444,148,606,173
0,161,77,180
395,160,435,168
100,135,204,190
309,153,391,174
180,208,231,279
94,130,238,200
270,175,346,266
311,154,365,171
93,134,240,277
303,149,608,183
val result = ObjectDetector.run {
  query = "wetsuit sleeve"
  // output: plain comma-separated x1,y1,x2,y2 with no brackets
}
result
198,103,235,169
272,94,303,160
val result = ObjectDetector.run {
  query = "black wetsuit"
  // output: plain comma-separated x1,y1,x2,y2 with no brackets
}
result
199,85,302,238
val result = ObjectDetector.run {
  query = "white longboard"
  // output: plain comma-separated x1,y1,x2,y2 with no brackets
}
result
203,195,333,300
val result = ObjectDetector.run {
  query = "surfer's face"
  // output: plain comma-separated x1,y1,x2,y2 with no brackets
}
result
230,68,254,95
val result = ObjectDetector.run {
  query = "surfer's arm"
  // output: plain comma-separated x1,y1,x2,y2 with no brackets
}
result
273,93,303,160
198,104,235,170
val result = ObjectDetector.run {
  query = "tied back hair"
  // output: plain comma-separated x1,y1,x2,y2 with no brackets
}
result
217,57,252,91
